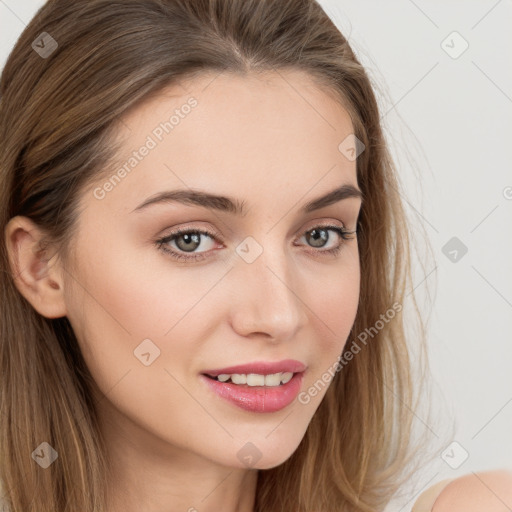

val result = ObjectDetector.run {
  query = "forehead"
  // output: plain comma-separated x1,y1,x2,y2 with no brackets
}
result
86,70,358,217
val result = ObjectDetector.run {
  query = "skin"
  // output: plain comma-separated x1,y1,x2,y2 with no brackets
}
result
433,470,512,511
5,68,512,512
5,70,363,512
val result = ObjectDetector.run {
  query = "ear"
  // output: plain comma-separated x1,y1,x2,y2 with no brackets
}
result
4,215,68,319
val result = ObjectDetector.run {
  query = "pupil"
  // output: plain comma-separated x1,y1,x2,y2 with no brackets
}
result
178,233,200,251
309,228,327,247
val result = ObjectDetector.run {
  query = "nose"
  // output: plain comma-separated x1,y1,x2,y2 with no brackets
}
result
227,243,308,342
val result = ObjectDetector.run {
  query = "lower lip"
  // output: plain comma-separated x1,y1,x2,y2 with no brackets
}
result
200,372,304,413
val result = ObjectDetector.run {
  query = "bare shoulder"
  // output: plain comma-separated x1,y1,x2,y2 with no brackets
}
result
432,469,512,512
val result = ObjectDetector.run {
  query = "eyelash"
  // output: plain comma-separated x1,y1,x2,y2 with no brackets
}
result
155,224,357,263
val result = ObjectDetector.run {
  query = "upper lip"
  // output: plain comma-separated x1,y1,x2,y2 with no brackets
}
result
202,359,307,377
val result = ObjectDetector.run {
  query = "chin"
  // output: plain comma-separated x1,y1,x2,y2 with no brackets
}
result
228,434,304,471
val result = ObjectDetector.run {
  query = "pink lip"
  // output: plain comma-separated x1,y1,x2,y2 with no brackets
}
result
200,372,305,413
201,359,306,377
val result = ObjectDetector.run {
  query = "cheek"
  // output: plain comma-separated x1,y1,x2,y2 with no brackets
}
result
68,235,216,338
306,255,361,364
63,235,230,385
287,256,360,414
63,243,221,440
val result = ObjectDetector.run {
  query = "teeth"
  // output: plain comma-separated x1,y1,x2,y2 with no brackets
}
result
231,374,247,385
280,372,293,384
212,372,294,386
264,373,281,387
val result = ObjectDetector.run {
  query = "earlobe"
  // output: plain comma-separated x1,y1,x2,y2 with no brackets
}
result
4,216,68,319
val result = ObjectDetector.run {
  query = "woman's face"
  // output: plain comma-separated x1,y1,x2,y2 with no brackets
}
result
64,70,362,470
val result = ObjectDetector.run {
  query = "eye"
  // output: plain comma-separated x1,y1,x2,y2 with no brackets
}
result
299,224,355,251
155,223,356,263
156,227,218,262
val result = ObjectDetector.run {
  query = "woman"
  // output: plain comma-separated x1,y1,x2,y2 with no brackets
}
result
0,0,510,511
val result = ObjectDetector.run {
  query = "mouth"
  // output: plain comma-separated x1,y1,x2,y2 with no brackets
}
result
199,360,307,413
201,359,306,380
203,372,295,387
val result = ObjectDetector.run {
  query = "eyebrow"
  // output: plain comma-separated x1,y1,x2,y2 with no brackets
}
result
131,183,363,216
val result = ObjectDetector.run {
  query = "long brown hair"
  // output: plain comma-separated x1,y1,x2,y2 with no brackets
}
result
0,0,440,510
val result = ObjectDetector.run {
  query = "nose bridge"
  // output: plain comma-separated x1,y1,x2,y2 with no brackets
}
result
228,233,307,339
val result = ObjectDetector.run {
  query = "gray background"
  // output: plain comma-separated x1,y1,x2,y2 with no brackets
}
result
1,0,511,508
